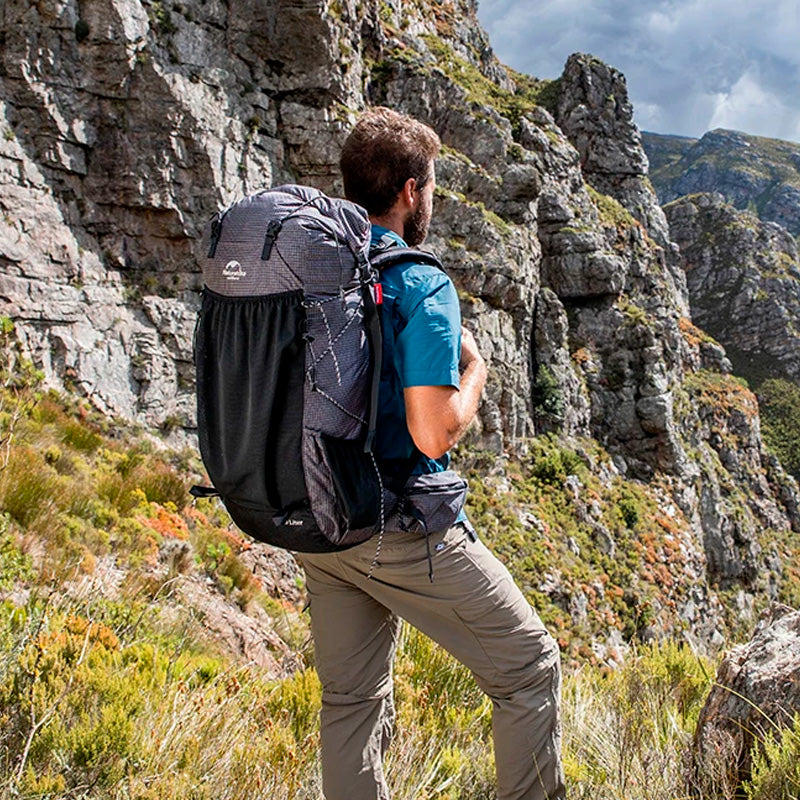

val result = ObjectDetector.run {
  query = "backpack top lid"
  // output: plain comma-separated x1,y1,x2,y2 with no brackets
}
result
201,184,373,298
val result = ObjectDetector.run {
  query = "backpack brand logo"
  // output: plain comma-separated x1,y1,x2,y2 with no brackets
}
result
285,519,303,527
223,260,246,280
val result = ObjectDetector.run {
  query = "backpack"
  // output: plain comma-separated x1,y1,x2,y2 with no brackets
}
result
191,184,443,553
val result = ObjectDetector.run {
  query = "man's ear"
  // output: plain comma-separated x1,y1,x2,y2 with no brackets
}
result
400,177,417,209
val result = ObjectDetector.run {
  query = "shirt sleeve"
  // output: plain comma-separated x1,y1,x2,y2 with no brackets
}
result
395,268,461,389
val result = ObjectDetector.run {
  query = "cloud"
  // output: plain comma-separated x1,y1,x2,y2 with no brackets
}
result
477,0,800,141
708,69,800,141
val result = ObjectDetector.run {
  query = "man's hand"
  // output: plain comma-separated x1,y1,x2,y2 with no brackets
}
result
404,328,487,460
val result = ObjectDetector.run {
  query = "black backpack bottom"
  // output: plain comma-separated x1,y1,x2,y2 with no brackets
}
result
222,497,354,553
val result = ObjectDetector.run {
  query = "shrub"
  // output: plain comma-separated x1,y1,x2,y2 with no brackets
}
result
0,446,62,527
0,514,34,590
61,419,103,452
745,714,800,800
532,364,564,422
529,436,584,485
137,460,187,508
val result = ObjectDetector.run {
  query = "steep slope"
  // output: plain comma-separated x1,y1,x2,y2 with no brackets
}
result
644,129,800,237
1,0,799,652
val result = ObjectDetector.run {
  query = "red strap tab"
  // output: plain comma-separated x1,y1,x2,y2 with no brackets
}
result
374,283,383,305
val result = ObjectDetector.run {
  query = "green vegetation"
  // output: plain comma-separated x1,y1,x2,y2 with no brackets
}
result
532,364,564,423
618,296,652,329
563,640,713,798
419,35,560,135
0,595,320,799
0,593,717,800
746,715,800,800
587,184,638,236
757,378,800,480
683,369,757,419
1,319,798,797
479,202,512,236
677,316,720,349
456,435,704,661
146,0,177,36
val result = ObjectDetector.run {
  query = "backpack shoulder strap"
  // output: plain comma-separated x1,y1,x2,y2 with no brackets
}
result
369,246,443,272
364,243,446,488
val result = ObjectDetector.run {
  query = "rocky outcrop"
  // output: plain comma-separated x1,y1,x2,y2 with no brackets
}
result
555,55,683,273
692,604,800,793
664,192,800,387
0,0,360,431
645,128,800,238
550,55,800,606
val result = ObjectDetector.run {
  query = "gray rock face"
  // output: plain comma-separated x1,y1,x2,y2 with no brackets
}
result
665,192,800,386
555,54,682,266
552,54,799,599
0,0,357,430
2,0,799,652
692,605,800,792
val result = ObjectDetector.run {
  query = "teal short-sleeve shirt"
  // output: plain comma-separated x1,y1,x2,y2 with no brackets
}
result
372,226,461,475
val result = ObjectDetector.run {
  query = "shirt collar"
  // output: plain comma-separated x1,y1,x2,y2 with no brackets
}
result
371,224,407,249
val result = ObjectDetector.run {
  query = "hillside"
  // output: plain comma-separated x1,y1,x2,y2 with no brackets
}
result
664,192,800,388
644,129,800,236
0,324,726,798
3,0,800,658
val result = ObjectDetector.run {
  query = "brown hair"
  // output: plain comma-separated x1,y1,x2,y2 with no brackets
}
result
340,107,440,217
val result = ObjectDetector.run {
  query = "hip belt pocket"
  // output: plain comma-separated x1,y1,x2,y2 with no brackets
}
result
399,470,468,534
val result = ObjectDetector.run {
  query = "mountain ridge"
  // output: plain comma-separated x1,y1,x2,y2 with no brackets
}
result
644,128,800,236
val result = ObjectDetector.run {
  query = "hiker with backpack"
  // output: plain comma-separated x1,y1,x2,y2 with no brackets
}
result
297,108,566,800
193,106,564,800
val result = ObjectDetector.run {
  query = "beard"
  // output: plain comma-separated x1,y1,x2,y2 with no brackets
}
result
403,201,431,246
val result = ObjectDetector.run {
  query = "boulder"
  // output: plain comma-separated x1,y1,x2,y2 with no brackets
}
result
692,605,800,793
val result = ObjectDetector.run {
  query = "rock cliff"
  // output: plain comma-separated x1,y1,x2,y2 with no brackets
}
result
664,192,800,387
2,0,799,649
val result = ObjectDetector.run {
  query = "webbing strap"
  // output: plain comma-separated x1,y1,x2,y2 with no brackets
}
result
361,247,442,454
361,279,382,453
362,244,444,479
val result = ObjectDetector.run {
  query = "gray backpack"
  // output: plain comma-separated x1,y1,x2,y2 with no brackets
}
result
192,185,444,552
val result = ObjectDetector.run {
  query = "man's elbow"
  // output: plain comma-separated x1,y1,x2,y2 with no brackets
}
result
410,428,458,460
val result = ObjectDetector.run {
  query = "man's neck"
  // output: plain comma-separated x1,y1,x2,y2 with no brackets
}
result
369,211,405,239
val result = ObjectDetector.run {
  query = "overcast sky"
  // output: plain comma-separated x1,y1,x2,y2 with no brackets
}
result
476,0,800,143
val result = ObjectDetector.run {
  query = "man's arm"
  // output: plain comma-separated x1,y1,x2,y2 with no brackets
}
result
404,327,487,459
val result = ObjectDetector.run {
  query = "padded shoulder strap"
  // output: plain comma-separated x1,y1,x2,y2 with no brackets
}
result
369,247,443,272
366,244,445,485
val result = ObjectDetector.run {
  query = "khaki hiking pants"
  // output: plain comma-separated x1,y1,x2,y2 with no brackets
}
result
297,522,566,800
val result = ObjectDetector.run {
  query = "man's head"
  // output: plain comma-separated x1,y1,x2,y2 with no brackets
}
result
340,107,440,245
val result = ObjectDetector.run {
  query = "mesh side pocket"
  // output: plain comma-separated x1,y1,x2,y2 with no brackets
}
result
322,434,382,532
195,289,307,514
304,432,381,545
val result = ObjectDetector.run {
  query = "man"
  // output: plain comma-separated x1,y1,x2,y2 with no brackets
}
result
297,107,566,800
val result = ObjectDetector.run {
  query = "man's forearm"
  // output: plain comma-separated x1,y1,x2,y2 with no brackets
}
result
452,356,487,443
